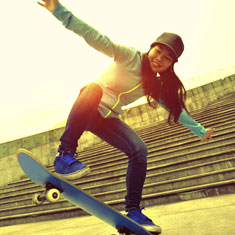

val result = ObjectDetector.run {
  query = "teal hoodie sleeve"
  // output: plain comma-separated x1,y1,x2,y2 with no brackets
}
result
159,101,207,138
52,3,137,64
178,109,207,138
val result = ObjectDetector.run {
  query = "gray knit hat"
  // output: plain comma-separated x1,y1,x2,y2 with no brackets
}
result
151,32,184,62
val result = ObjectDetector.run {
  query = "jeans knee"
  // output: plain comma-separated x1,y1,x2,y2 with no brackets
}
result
129,143,148,164
85,82,103,97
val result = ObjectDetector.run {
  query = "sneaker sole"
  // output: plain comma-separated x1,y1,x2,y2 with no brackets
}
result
56,167,91,181
142,225,162,234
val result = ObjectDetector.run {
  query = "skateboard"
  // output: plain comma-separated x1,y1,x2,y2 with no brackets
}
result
17,149,154,235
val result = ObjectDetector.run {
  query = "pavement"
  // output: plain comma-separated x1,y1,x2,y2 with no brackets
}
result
0,194,234,235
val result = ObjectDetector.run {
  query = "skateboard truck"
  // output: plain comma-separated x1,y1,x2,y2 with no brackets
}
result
32,182,62,205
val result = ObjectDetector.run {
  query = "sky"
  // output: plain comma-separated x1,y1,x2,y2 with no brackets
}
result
0,0,235,143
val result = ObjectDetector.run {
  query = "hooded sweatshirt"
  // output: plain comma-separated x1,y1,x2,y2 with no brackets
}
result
52,3,207,138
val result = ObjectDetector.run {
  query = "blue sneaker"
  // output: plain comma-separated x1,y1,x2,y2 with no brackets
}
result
54,151,91,180
126,208,162,234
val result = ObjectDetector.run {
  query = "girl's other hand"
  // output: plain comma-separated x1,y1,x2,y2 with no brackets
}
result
201,128,215,143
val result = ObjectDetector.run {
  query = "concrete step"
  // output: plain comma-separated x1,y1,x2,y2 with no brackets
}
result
140,179,235,208
133,103,235,132
87,130,235,174
1,168,234,221
1,145,234,205
0,154,234,217
80,110,235,158
80,120,235,167
80,137,234,180
75,150,235,189
73,103,235,157
80,157,235,196
94,167,235,202
1,147,234,200
2,126,234,198
78,112,235,161
85,98,235,141
0,179,234,227
6,116,235,188
3,124,234,196
0,95,234,226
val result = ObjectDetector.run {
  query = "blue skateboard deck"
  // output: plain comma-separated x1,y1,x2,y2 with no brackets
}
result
17,149,152,235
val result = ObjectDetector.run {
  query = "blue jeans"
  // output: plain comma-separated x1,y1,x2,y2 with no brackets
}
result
59,83,148,211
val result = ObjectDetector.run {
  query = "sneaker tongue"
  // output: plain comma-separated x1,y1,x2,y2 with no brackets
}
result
64,154,78,166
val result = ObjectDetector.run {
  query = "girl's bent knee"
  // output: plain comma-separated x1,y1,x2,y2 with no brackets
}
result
79,82,103,101
86,82,103,95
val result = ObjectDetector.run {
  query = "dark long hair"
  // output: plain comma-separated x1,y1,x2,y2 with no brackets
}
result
141,53,188,124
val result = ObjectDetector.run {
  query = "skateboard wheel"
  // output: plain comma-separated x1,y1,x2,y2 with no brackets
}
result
46,188,61,203
32,193,44,205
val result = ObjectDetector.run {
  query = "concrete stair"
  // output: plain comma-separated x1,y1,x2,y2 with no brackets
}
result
0,93,234,226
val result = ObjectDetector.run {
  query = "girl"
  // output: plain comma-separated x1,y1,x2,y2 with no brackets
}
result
38,0,215,233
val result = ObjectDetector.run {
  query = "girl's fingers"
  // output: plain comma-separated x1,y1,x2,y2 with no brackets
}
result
37,1,45,7
37,0,57,12
201,128,215,142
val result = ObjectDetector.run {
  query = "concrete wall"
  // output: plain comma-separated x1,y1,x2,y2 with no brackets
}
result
0,74,234,188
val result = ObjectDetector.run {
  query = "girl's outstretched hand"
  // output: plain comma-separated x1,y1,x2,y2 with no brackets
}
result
201,128,215,143
37,0,59,13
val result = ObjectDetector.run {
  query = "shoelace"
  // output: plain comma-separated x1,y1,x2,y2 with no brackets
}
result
61,151,79,166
